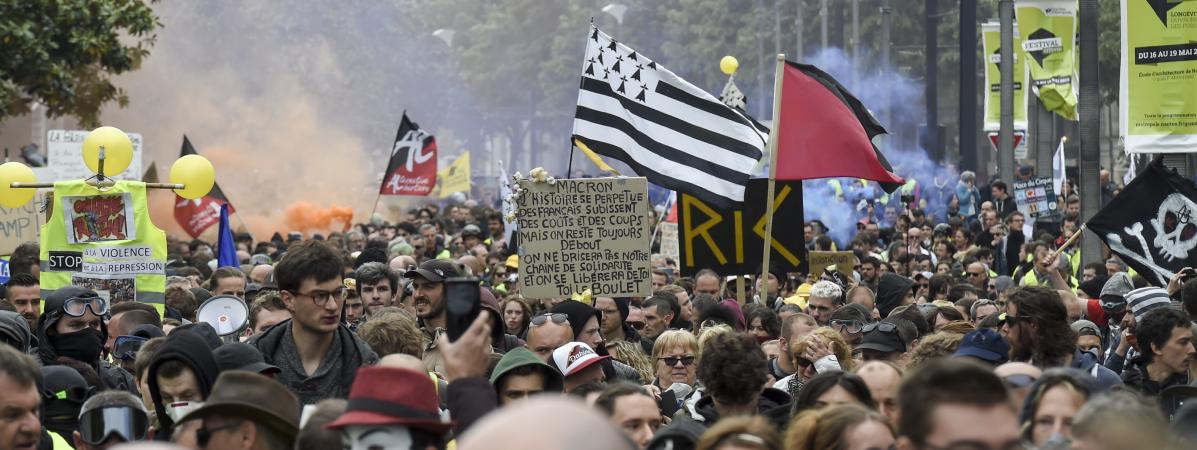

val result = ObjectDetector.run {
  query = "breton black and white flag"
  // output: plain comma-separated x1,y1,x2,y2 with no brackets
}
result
572,26,766,206
1088,159,1197,287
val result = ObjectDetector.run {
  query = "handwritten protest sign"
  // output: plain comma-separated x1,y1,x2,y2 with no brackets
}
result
1012,177,1060,219
808,251,855,279
658,222,679,262
47,130,143,180
517,177,651,298
0,193,45,255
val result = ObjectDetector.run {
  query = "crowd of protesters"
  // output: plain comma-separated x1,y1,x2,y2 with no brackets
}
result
4,164,1197,450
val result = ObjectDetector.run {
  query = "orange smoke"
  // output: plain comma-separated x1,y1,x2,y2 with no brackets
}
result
283,201,354,234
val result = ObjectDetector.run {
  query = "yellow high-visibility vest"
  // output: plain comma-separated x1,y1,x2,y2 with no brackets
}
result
39,180,168,314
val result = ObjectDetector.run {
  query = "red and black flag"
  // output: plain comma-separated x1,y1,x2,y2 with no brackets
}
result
773,62,904,192
379,112,437,196
174,136,234,238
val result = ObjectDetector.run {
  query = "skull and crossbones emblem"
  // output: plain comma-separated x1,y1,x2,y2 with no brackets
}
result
1152,193,1197,262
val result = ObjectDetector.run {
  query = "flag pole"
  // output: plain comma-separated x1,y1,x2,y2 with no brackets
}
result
759,53,786,304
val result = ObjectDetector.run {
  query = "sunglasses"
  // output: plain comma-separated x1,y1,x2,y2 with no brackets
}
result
659,356,696,367
113,335,148,361
78,406,149,445
530,313,569,327
626,321,646,330
999,312,1034,326
862,322,899,335
63,294,108,317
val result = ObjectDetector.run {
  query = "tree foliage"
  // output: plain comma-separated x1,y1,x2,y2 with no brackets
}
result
0,0,161,127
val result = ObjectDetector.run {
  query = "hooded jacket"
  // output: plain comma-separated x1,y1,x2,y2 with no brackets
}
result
691,387,791,430
247,318,379,405
875,273,915,318
34,287,135,394
1068,349,1122,391
0,310,32,352
146,329,222,436
489,347,564,395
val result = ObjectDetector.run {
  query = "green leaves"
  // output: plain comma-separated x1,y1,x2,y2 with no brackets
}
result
0,0,161,127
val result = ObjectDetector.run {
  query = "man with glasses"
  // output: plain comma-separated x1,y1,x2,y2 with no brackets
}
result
35,286,136,393
178,371,300,450
1002,286,1121,389
72,391,149,449
969,299,1000,325
964,261,989,290
828,304,871,346
526,312,574,362
248,241,379,405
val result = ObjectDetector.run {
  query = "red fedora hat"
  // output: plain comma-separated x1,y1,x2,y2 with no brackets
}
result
325,366,454,435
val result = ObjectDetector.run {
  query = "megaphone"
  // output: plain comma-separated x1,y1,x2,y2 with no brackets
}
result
196,295,249,343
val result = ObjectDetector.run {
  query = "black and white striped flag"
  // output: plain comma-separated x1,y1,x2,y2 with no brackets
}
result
572,26,766,206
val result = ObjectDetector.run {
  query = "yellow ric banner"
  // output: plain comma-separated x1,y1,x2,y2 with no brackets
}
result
436,152,471,198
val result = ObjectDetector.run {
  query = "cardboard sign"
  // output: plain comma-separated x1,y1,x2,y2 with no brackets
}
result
678,180,807,277
1012,177,1060,219
517,177,651,298
0,195,45,255
47,130,143,180
807,251,856,279
658,222,679,262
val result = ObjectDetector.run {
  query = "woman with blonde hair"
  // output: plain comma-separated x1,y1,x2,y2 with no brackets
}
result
651,330,701,389
696,416,782,450
781,327,854,399
785,404,895,450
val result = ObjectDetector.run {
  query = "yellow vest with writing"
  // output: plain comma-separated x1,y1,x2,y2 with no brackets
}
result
39,180,167,314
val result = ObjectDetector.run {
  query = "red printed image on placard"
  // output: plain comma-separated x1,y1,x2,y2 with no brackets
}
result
64,193,136,243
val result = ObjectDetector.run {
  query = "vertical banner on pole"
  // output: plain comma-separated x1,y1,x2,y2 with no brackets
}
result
1119,0,1197,153
1014,0,1079,121
982,22,1029,132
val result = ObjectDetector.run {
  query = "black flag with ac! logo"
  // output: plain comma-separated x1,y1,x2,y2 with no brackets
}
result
379,112,437,196
1088,159,1197,287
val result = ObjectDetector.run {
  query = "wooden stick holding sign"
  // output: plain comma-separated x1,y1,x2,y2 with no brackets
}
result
1049,223,1085,262
759,54,786,300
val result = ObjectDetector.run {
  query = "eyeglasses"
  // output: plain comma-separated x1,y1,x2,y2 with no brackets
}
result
530,313,569,327
196,420,243,448
63,294,108,317
113,335,148,360
78,406,149,445
289,287,349,306
830,319,864,334
626,321,645,330
659,356,696,367
967,272,986,278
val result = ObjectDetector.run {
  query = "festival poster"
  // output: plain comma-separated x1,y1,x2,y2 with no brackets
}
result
1014,0,1078,121
982,21,1029,131
1120,0,1197,153
62,193,136,244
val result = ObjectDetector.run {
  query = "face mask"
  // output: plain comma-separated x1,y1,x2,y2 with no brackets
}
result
163,401,204,423
1038,433,1071,450
43,400,82,436
51,327,103,364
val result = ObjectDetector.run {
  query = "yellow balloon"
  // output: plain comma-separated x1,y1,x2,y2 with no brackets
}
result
0,162,36,208
170,154,215,200
82,126,134,176
720,55,739,75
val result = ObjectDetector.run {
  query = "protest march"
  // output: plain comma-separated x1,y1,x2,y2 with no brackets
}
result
6,1,1197,450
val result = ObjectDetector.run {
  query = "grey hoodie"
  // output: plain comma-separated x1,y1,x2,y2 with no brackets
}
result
0,311,31,351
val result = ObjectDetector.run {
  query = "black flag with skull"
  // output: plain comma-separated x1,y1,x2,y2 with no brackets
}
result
1088,158,1197,287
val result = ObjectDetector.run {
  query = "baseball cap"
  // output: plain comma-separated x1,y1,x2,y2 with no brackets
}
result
213,343,280,375
552,342,610,377
954,328,1011,365
1070,319,1100,337
461,224,483,237
404,259,462,283
913,271,934,281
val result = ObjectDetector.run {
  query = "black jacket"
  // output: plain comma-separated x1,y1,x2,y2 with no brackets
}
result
146,330,223,437
1121,358,1188,397
692,387,791,429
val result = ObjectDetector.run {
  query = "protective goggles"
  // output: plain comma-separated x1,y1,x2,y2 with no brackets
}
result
112,335,148,360
63,293,108,317
77,405,149,445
